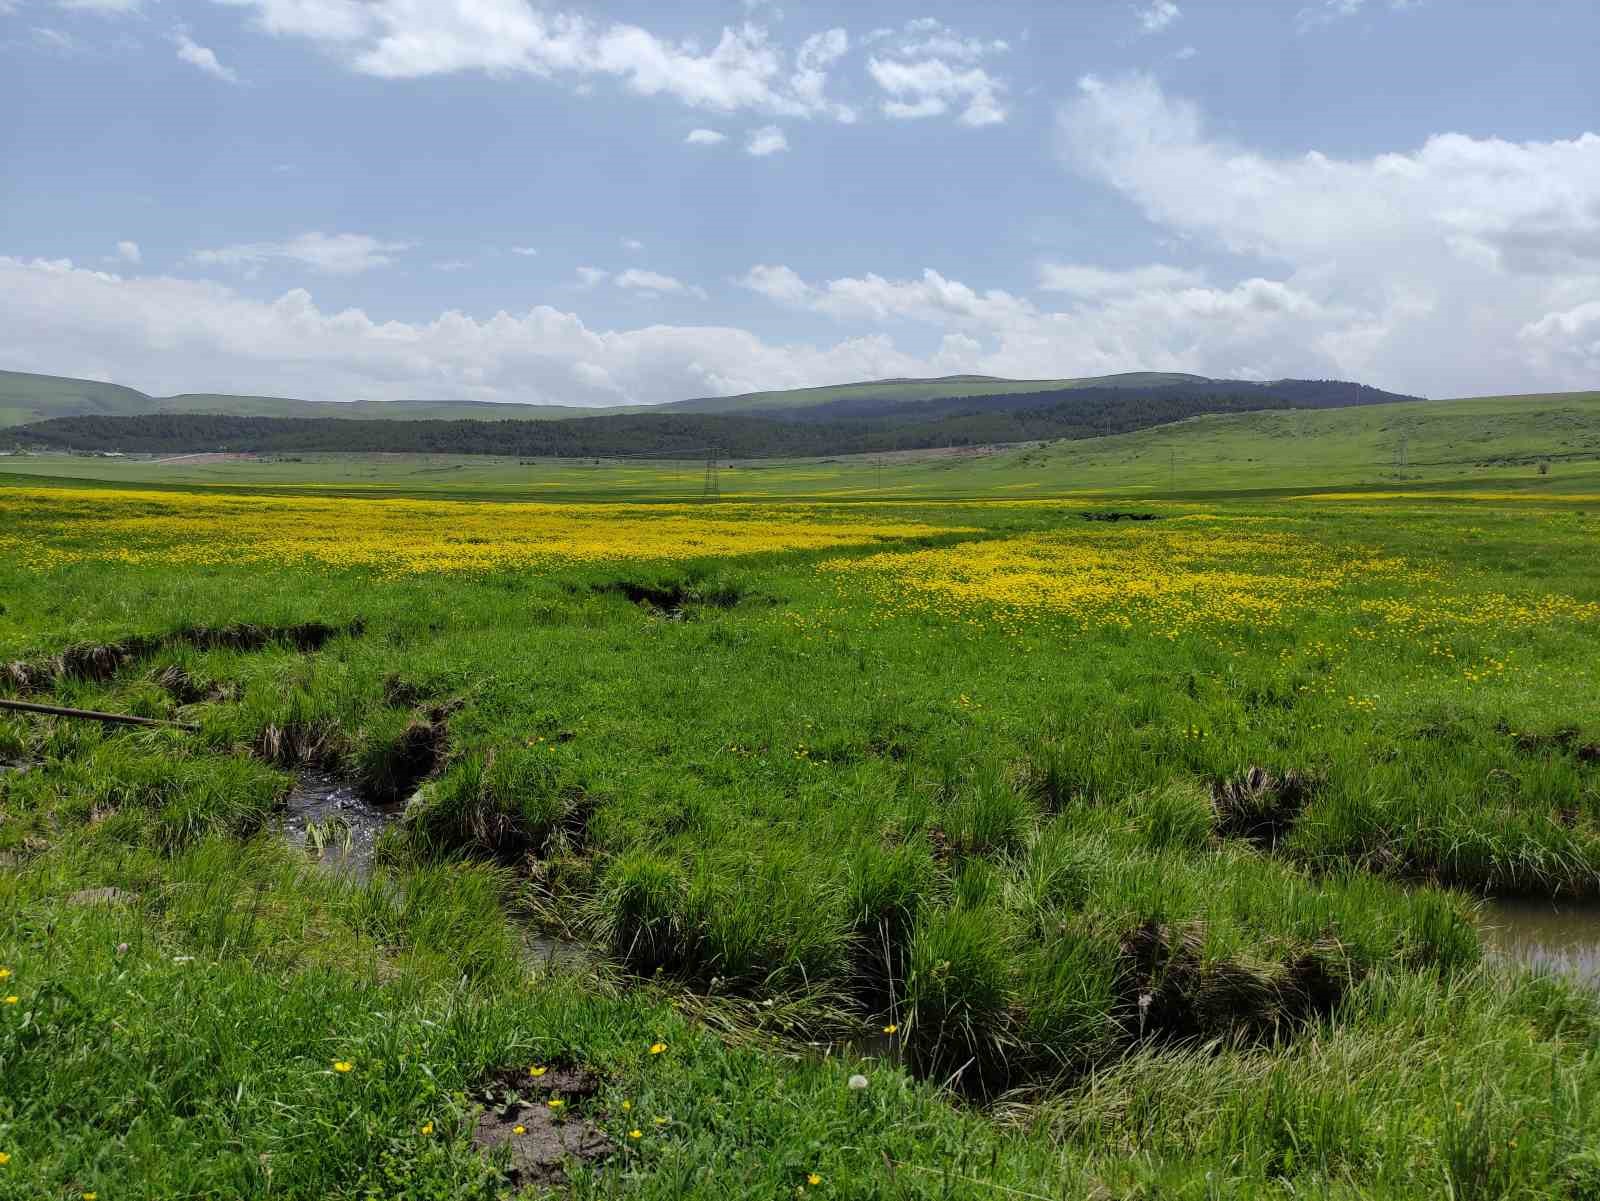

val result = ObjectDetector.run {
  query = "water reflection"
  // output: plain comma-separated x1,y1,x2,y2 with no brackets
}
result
1480,897,1600,988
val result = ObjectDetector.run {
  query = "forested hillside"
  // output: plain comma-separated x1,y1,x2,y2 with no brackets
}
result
12,379,1423,458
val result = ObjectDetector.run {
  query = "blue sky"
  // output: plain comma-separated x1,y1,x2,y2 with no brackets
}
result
2,0,1598,404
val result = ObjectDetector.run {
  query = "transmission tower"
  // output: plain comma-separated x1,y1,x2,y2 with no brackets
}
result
702,446,721,501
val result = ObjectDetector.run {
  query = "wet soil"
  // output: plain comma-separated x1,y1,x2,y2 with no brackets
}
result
471,1063,612,1187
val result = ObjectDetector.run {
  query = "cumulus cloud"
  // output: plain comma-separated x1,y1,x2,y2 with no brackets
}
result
0,255,931,405
191,231,410,275
1058,72,1600,394
745,125,788,156
685,128,727,145
740,259,1357,383
1135,2,1181,34
867,56,1006,127
109,241,142,265
615,268,707,299
213,1,854,121
1036,263,1205,296
173,32,242,82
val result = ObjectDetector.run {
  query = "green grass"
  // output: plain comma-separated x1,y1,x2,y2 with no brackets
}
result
3,437,1600,1196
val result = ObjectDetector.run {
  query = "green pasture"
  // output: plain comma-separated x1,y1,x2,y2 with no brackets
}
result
2,422,1600,1197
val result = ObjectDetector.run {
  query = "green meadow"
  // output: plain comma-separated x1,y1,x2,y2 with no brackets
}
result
2,397,1600,1199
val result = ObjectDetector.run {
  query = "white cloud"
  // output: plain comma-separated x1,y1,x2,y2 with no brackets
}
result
614,268,707,299
741,264,1035,330
575,266,609,287
510,246,539,256
215,2,853,122
109,241,142,265
745,125,789,156
685,128,727,145
0,255,932,405
867,56,1006,127
191,231,409,275
435,260,470,272
55,0,142,13
1057,72,1600,394
174,32,242,82
1296,0,1420,33
620,238,645,252
1037,263,1205,296
1135,2,1181,34
30,26,80,52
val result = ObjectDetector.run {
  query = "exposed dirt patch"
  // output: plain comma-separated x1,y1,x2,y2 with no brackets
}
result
1212,766,1316,848
592,576,748,618
471,1063,612,1188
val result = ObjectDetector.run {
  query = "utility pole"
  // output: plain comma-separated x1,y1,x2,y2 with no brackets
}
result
702,446,721,501
1169,448,1176,493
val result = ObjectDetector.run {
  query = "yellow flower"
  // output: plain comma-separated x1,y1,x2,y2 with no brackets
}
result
648,1042,667,1055
547,1099,564,1110
808,1173,823,1186
882,1023,898,1034
528,1065,548,1078
84,1193,97,1200
419,1122,434,1136
0,1152,10,1165
653,1116,669,1127
2,997,17,1006
628,1129,642,1140
0,968,11,981
332,1061,353,1073
621,1100,633,1111
512,1125,526,1136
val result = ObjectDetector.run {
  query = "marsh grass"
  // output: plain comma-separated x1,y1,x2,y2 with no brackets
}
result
3,483,1600,1195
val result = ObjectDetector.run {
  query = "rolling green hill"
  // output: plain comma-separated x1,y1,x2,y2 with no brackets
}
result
0,368,1213,428
655,372,1209,414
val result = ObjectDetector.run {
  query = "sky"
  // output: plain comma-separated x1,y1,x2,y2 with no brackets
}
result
2,0,1598,406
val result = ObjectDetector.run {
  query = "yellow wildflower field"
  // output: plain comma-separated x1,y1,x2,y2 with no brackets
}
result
0,486,963,575
824,524,1412,634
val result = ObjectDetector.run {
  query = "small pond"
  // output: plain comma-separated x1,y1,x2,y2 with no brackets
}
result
1480,897,1600,988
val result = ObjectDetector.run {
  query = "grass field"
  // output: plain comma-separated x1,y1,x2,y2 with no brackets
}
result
3,404,1600,1198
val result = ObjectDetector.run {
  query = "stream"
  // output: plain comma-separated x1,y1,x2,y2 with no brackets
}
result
1480,897,1600,989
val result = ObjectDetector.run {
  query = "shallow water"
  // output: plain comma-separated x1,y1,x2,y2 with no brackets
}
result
279,771,398,879
1480,897,1600,988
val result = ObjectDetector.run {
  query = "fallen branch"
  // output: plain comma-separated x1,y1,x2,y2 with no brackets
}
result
0,698,198,731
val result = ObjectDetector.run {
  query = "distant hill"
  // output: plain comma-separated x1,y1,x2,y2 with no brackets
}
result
654,372,1210,415
0,371,632,428
11,378,1429,460
0,368,1224,429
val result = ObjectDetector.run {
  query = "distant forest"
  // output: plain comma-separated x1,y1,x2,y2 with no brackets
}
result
12,379,1420,459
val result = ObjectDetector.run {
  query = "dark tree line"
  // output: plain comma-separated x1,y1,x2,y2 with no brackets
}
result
14,379,1422,459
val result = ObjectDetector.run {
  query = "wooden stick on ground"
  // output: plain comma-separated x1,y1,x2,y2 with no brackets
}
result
0,697,198,732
